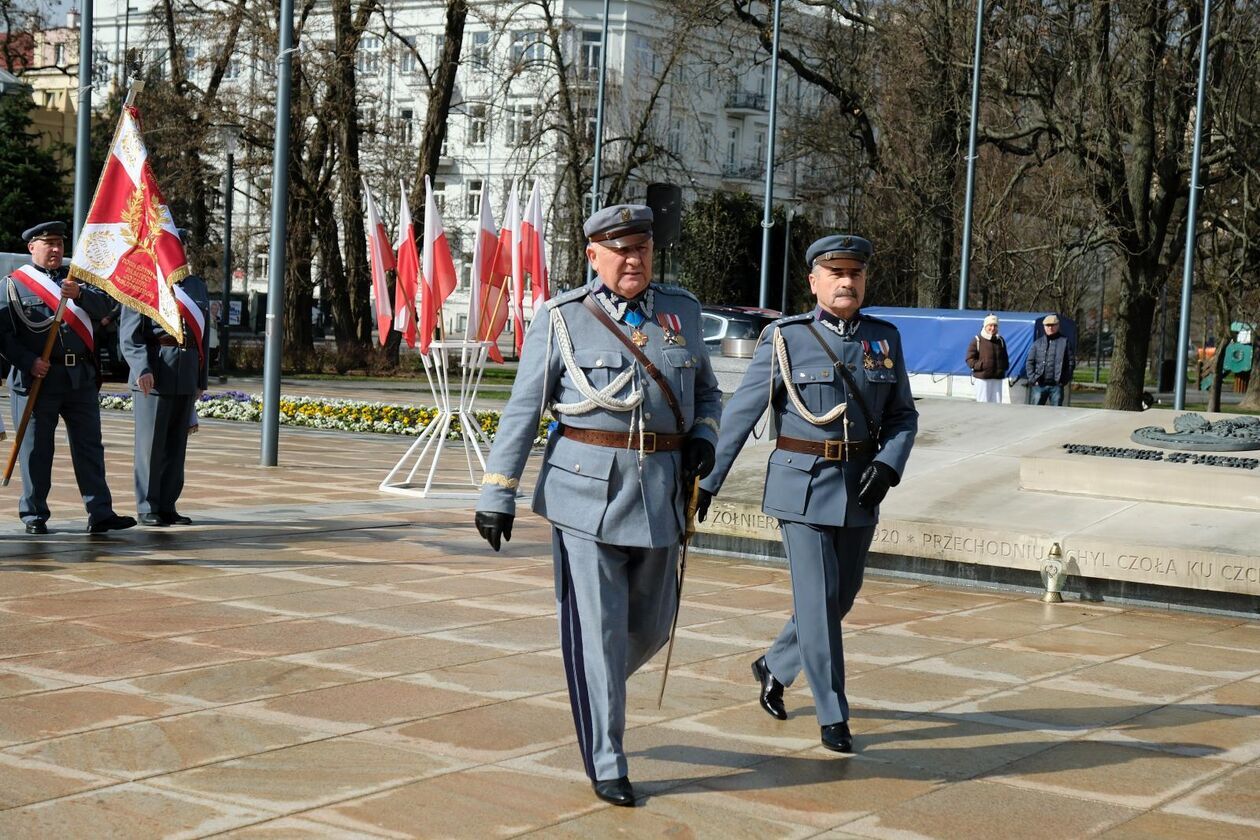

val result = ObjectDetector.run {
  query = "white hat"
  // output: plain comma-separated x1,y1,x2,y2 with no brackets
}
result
983,314,999,326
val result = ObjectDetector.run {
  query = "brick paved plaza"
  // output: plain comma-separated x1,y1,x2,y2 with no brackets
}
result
2,394,1259,837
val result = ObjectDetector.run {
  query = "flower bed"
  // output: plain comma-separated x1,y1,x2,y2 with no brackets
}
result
99,390,548,442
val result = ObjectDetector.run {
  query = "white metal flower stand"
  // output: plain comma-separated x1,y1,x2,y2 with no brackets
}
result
379,340,494,498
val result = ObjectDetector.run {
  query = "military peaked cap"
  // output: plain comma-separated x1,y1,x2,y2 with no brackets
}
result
807,234,873,267
585,204,653,248
22,221,68,243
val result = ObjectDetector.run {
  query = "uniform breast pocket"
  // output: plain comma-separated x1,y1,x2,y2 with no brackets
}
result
572,349,626,391
792,366,838,415
661,347,697,398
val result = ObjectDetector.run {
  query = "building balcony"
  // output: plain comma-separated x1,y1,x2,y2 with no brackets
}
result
721,160,764,182
725,90,767,114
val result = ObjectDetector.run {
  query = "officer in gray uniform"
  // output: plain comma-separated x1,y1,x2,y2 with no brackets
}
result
120,234,209,526
0,221,136,535
474,205,722,807
697,234,917,753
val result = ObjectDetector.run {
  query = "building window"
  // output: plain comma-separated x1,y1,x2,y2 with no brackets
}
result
582,107,597,144
434,33,446,63
667,119,683,156
434,181,447,213
466,179,483,218
699,120,713,161
398,108,414,144
54,43,66,66
357,34,381,77
470,31,490,67
467,103,487,145
635,35,657,75
507,103,538,146
579,30,601,81
92,47,109,83
400,35,417,74
510,31,546,66
727,126,741,166
753,128,766,166
224,56,242,80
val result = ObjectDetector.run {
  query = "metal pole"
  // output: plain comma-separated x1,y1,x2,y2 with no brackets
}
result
1174,0,1212,411
73,0,94,242
780,205,792,313
261,0,295,465
586,0,612,285
757,0,783,309
957,0,985,310
219,147,234,382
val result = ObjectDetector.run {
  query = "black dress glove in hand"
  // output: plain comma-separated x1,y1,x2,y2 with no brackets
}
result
682,438,715,484
696,488,713,523
857,461,899,510
474,511,514,552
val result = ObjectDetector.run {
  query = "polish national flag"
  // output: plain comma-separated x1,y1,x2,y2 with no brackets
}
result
362,178,395,346
420,174,458,355
506,183,527,356
520,180,550,307
394,183,420,349
470,181,510,363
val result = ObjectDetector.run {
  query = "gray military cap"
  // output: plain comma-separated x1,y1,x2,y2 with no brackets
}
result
806,234,873,267
22,221,68,243
584,204,654,248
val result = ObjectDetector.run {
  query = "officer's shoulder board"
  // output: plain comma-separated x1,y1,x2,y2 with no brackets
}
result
652,284,700,307
756,312,812,342
860,313,902,333
544,285,591,311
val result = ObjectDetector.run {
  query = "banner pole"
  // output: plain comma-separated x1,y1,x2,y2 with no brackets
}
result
3,300,67,486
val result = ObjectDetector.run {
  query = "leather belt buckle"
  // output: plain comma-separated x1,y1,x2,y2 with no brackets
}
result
64,352,76,367
641,432,657,454
823,439,844,461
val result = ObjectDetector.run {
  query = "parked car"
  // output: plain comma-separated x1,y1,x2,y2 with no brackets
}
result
701,305,780,353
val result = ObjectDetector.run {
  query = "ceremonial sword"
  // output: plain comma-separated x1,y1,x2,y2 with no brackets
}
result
657,476,701,708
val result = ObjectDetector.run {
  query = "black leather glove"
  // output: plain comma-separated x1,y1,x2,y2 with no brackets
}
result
474,511,514,552
682,438,715,484
857,461,899,510
696,488,713,523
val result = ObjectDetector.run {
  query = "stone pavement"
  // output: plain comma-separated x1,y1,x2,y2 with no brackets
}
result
2,399,1260,838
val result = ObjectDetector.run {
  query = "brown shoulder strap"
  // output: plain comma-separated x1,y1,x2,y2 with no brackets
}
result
582,295,685,433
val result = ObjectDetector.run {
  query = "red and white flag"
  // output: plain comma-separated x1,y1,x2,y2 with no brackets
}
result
11,266,95,349
420,174,458,355
521,180,550,307
68,104,186,339
394,182,421,349
362,178,395,346
507,182,526,356
470,181,510,363
172,282,206,365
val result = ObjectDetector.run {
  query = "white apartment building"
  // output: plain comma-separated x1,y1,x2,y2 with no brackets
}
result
80,1,825,336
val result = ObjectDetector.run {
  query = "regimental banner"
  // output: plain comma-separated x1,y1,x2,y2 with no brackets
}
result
69,104,186,341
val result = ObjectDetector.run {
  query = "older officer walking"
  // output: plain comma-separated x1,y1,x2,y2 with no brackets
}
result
698,235,917,753
120,231,209,526
474,205,722,806
0,221,136,534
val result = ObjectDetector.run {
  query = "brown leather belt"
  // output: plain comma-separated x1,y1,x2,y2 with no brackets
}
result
556,425,685,453
776,435,876,461
151,335,181,347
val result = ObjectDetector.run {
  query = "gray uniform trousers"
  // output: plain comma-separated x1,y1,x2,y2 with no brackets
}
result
554,530,677,782
130,391,195,515
766,522,875,725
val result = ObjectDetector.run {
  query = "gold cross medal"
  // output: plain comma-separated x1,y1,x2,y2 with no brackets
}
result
879,339,895,368
631,329,649,347
861,341,877,370
657,313,685,346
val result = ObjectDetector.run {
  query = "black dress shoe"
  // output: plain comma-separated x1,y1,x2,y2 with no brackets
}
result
821,722,853,753
138,513,167,527
752,656,787,720
592,776,635,807
25,521,47,535
87,514,138,534
161,511,193,526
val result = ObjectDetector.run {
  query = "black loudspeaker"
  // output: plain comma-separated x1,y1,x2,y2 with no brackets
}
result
646,182,683,249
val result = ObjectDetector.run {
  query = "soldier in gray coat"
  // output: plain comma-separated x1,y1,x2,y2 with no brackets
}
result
698,235,918,753
120,259,209,526
0,222,136,535
474,205,723,807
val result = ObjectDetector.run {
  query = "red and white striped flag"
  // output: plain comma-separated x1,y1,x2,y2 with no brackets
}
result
507,182,526,356
420,174,458,355
362,178,395,346
521,180,550,307
394,182,421,348
470,181,510,363
68,103,186,339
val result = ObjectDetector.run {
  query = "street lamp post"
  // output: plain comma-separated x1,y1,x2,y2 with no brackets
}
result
121,5,138,81
217,123,242,383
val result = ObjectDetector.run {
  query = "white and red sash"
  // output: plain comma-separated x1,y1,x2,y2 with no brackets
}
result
10,266,95,351
172,283,205,365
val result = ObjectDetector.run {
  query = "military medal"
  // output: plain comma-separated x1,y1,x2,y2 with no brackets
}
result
631,329,649,347
625,306,649,347
879,339,894,368
657,313,685,346
862,341,876,370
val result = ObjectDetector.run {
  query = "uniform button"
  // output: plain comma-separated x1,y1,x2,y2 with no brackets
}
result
574,464,581,473
786,458,792,464
596,360,604,367
685,360,692,368
644,412,652,420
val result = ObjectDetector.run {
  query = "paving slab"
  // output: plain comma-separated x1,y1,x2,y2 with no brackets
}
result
0,389,1257,836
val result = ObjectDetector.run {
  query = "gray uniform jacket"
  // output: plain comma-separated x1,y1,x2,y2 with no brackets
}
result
119,274,210,394
0,267,112,394
701,309,918,527
478,280,723,549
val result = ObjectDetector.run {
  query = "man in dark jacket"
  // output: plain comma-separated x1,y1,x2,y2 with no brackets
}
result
1024,314,1075,405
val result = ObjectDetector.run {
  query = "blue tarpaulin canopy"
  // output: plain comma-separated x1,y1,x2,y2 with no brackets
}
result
862,307,1077,378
